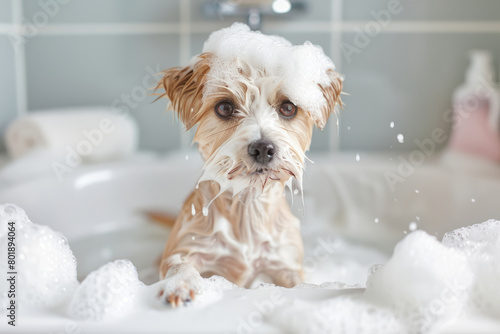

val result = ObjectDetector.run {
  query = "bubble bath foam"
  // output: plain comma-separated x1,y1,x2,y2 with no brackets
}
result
1,203,500,333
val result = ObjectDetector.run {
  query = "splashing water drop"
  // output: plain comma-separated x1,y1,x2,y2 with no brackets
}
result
397,134,404,143
390,121,395,128
191,204,196,216
202,207,209,216
409,222,417,231
355,153,360,162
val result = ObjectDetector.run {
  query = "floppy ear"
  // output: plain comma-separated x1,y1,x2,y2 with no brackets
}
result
155,53,212,130
316,69,343,130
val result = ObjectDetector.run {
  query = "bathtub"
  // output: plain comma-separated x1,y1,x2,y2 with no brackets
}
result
0,149,499,333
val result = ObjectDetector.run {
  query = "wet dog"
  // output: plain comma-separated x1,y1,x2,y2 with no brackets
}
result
155,23,342,307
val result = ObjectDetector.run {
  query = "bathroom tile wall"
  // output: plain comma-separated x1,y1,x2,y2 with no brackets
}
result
1,0,500,154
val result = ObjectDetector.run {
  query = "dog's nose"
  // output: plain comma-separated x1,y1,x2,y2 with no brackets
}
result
248,140,276,164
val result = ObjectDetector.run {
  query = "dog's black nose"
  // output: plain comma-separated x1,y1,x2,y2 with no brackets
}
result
248,140,276,164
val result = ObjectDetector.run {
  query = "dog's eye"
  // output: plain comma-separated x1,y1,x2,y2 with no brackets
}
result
279,101,297,119
215,101,234,118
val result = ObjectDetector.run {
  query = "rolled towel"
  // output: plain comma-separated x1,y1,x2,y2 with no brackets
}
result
5,107,139,163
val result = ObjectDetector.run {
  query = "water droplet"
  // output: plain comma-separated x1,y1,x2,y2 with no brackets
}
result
191,108,194,113
191,236,196,240
374,218,379,223
293,189,299,195
202,207,209,216
185,155,189,160
390,121,395,128
416,216,420,221
471,198,476,203
191,204,196,216
409,222,417,231
355,154,360,162
403,231,408,234
397,134,404,143
415,189,419,194
347,126,351,131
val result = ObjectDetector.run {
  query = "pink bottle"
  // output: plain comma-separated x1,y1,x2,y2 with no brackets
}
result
448,50,500,162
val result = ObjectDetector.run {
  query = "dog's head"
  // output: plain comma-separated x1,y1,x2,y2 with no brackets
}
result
156,23,342,198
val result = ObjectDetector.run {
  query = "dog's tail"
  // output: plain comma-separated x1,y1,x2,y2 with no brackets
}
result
143,210,177,228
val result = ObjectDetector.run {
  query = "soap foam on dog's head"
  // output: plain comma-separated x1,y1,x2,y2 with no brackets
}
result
202,23,340,127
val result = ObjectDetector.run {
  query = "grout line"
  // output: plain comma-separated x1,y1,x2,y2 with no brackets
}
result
12,0,27,117
1,21,500,36
179,0,192,150
23,23,181,35
329,0,343,152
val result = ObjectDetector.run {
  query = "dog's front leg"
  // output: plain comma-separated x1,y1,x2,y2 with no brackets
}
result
269,269,303,288
158,256,204,307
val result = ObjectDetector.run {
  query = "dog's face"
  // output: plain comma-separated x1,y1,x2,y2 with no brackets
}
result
157,31,342,198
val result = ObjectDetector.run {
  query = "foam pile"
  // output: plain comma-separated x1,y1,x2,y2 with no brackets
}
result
0,204,78,310
67,259,142,321
442,219,500,318
365,230,473,333
201,23,339,125
272,221,500,334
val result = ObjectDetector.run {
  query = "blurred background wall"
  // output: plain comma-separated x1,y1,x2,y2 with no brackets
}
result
1,0,499,154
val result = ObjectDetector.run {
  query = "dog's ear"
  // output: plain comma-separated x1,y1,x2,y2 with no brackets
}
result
156,53,212,130
316,69,343,130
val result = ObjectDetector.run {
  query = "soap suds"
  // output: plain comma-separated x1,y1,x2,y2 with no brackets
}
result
442,220,500,318
2,203,500,333
0,204,78,310
201,22,339,125
67,259,142,321
364,230,473,333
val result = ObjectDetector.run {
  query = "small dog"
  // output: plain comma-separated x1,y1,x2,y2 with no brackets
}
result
155,23,342,307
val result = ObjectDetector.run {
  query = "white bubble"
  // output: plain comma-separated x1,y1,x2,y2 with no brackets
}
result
390,121,395,128
67,260,141,322
202,207,209,216
397,134,404,143
471,198,476,203
415,189,420,194
185,155,189,160
191,204,196,216
0,204,77,308
409,222,417,231
374,218,379,223
355,154,360,162
347,126,351,131
293,189,299,195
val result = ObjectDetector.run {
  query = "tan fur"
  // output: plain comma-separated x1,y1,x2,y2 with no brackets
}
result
317,69,344,130
155,51,342,306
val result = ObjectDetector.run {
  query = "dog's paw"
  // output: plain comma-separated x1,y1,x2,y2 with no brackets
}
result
157,274,204,308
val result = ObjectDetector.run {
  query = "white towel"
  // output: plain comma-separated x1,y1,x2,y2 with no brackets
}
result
5,107,139,163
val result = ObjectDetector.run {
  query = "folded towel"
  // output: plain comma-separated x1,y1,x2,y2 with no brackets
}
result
5,107,139,163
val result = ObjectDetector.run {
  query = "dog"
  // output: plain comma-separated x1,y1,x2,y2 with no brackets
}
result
155,23,342,307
